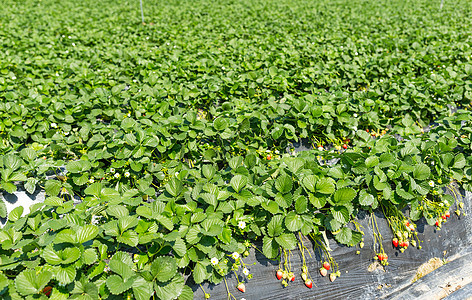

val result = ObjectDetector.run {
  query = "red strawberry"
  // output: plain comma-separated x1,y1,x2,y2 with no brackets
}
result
290,274,295,282
377,254,384,261
403,240,409,248
323,262,331,271
267,154,272,160
392,238,399,247
445,212,450,218
441,215,447,220
237,283,245,293
305,279,313,289
329,273,337,282
405,221,410,227
366,129,369,132
320,267,327,277
43,286,52,297
276,269,283,280
343,144,348,149
435,220,440,227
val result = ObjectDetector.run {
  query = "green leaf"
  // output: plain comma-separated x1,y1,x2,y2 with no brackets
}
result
324,215,342,232
154,275,185,300
302,175,317,192
295,196,307,214
84,182,102,197
275,233,297,250
83,248,98,265
309,193,327,209
45,180,62,196
9,173,27,181
331,206,349,224
177,285,194,300
151,256,178,282
8,206,24,222
262,236,279,259
0,273,8,292
166,177,183,197
230,174,247,193
132,277,154,300
275,174,293,194
453,153,466,169
268,215,284,237
213,117,228,131
333,187,356,204
192,262,209,284
334,227,353,245
0,200,10,219
285,212,303,232
117,231,139,247
3,155,21,171
358,190,374,206
413,164,431,180
55,265,76,284
106,274,136,295
66,160,91,173
44,196,63,207
365,156,379,168
202,164,216,179
76,225,99,244
15,269,52,296
316,178,336,194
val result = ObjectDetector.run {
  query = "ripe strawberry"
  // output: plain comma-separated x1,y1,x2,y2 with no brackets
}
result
276,269,283,280
405,221,410,227
329,273,337,282
403,240,409,248
343,144,348,149
445,212,450,218
441,215,447,220
435,220,440,227
392,238,399,247
366,129,369,132
290,274,295,282
237,283,245,293
267,154,272,160
319,267,327,277
305,279,313,289
323,262,331,271
43,286,52,297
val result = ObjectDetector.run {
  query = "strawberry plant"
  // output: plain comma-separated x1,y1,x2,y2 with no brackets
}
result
0,0,471,298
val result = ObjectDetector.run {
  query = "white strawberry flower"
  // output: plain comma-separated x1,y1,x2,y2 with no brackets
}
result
429,180,435,187
243,268,250,276
211,257,219,266
318,146,324,151
238,221,246,230
51,123,57,128
89,178,94,183
232,252,240,260
124,171,130,177
110,168,115,173
114,173,120,178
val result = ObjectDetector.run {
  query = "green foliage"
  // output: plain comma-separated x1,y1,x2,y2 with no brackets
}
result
0,0,471,298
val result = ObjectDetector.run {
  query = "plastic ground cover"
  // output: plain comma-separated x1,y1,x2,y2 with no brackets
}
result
191,188,472,299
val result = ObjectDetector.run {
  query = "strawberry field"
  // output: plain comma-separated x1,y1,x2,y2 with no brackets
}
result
1,0,472,299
